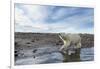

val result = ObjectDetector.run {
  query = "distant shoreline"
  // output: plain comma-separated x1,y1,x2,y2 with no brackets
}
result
15,32,94,48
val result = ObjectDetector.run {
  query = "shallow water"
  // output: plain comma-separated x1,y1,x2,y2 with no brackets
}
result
80,47,94,61
15,47,94,65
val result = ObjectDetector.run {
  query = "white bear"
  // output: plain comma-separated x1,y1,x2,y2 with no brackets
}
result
58,33,81,55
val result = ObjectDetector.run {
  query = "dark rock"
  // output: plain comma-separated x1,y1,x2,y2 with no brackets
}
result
31,40,35,42
26,42,31,44
33,49,37,53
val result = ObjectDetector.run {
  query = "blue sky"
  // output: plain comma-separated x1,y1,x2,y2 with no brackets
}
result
15,3,94,33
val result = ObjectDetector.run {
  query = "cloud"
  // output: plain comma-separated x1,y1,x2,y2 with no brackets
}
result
15,4,94,33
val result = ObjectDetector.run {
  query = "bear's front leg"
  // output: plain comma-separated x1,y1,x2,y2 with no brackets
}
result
59,40,70,53
59,45,64,51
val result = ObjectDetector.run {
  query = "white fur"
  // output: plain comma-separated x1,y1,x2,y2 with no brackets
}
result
58,33,81,54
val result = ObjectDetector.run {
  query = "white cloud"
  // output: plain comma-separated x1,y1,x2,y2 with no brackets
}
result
15,4,51,32
21,5,48,22
15,4,93,33
15,6,33,26
51,8,77,20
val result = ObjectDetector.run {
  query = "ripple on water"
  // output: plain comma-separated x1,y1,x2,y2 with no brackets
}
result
15,46,64,65
15,47,94,65
80,47,94,61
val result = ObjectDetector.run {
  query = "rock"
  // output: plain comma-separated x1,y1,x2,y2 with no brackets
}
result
32,49,37,53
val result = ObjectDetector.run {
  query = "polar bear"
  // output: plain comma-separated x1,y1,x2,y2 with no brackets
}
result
58,33,81,55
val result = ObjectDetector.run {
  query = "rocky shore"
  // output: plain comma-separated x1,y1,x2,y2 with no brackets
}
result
79,34,94,48
15,32,94,48
14,32,94,65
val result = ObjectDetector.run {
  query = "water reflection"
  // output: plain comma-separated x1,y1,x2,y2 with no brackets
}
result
63,47,94,62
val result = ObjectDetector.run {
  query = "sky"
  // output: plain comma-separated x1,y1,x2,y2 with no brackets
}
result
15,3,94,34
